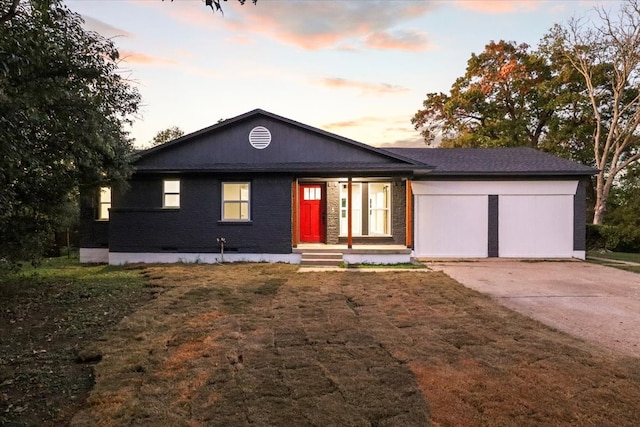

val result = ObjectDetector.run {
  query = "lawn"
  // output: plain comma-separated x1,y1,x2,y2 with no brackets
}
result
2,260,640,426
587,250,640,273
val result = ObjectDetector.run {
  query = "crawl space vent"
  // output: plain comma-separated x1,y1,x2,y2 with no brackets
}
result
249,126,271,149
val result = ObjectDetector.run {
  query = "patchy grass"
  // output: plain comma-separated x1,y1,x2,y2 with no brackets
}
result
587,250,640,273
61,264,640,426
0,256,159,426
3,262,640,425
588,250,640,263
341,262,428,269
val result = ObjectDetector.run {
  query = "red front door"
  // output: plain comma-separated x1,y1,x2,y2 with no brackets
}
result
299,184,325,243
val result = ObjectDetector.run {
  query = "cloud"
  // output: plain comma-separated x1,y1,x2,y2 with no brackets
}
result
454,0,540,14
155,1,438,51
319,78,410,95
118,50,178,66
378,136,428,148
364,30,431,51
324,116,382,130
80,15,132,38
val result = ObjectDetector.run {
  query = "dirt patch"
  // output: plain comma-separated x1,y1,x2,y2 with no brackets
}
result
3,262,640,426
0,260,158,426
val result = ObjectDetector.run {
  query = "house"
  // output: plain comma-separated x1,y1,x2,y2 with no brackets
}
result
80,109,596,265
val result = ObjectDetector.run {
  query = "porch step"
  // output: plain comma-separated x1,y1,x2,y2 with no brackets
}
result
300,252,343,266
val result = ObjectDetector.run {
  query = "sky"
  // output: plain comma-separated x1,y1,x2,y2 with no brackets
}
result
64,0,622,149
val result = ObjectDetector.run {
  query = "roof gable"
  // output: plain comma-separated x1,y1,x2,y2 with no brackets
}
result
136,109,422,173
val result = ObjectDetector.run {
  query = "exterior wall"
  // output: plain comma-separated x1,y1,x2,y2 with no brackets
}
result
573,179,588,253
109,174,293,254
325,181,340,244
79,190,109,249
391,181,407,245
412,180,580,259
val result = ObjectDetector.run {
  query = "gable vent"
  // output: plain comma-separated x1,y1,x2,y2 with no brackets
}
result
249,126,272,149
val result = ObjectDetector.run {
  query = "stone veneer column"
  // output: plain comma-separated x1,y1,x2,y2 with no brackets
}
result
391,181,407,245
326,181,340,244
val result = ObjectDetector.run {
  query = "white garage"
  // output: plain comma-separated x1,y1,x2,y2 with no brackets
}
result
412,180,581,259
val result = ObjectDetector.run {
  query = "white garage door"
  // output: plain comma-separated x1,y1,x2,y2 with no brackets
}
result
499,195,574,258
411,181,578,259
414,195,488,258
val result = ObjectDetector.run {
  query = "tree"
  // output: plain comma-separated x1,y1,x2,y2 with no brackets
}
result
545,0,640,224
151,126,185,147
411,40,590,154
0,0,140,267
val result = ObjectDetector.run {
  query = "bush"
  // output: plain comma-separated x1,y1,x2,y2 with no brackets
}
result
586,223,640,252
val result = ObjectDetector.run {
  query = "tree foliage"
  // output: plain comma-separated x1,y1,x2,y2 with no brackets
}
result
151,126,185,147
547,0,640,224
413,0,640,224
0,0,140,266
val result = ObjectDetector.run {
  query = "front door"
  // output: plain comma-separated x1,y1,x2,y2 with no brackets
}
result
299,184,325,243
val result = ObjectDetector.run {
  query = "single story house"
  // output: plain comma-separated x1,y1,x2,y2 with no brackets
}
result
80,109,597,265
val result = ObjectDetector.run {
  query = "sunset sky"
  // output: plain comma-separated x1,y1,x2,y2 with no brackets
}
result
64,0,621,149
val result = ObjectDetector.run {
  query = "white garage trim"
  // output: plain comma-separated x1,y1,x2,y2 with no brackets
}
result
411,180,578,196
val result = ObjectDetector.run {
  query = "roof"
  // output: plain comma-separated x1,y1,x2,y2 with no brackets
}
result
385,147,597,177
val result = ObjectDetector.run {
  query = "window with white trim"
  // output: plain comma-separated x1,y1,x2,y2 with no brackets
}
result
163,179,180,208
222,182,250,221
98,187,111,220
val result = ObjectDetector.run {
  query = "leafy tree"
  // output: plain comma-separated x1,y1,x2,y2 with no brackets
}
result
0,0,140,268
544,0,640,224
411,40,590,155
151,126,185,147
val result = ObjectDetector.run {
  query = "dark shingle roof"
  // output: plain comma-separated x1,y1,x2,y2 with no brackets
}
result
385,147,597,177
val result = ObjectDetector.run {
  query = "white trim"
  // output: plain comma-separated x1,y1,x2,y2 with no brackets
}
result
108,252,301,265
80,248,109,263
411,180,579,196
573,251,586,260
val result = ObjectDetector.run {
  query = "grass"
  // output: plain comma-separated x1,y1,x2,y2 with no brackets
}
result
587,250,640,273
341,262,428,269
3,261,640,426
0,255,158,426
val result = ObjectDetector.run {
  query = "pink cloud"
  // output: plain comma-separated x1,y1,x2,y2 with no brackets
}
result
151,1,438,51
364,30,431,52
455,0,540,14
324,116,381,130
319,78,410,95
118,50,178,66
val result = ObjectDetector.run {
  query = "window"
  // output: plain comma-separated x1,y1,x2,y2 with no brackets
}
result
222,182,250,221
163,179,180,208
98,187,111,220
339,181,391,236
368,183,391,235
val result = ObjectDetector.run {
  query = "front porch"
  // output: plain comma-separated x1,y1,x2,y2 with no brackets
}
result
294,243,412,266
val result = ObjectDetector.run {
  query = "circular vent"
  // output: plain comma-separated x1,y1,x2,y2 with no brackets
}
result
249,126,271,149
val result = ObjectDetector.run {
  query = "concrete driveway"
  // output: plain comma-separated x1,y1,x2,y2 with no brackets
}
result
430,260,640,357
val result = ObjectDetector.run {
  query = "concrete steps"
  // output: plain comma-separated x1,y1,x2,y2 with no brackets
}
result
300,251,343,267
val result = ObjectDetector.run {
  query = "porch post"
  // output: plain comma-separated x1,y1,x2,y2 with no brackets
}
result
405,179,412,248
292,179,298,248
347,177,353,249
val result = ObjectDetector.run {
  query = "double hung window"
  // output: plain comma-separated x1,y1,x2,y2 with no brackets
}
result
222,182,250,221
